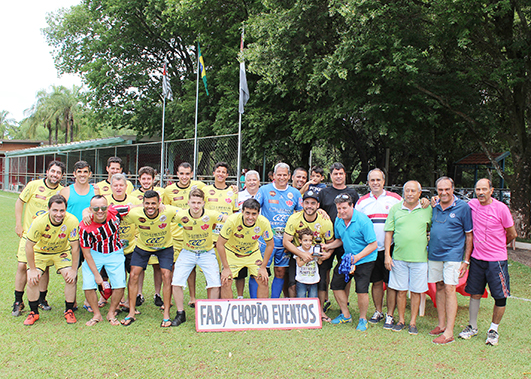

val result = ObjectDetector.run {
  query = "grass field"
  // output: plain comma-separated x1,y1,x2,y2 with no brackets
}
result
1,190,530,378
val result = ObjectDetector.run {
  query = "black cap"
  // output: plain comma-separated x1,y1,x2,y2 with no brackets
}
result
303,190,319,201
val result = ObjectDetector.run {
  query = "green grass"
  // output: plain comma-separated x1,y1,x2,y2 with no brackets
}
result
1,190,531,378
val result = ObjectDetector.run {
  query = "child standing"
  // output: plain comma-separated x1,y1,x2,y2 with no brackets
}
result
295,228,321,298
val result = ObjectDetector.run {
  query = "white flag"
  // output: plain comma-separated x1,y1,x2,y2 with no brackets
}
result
162,62,173,101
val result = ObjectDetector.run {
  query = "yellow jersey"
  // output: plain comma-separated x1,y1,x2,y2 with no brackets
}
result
204,184,238,236
162,180,205,208
284,211,334,246
175,209,224,251
27,212,79,253
19,179,64,233
97,179,134,197
104,194,141,254
220,213,273,255
123,206,179,252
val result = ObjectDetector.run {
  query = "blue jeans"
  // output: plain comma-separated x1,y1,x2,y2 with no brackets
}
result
296,282,318,298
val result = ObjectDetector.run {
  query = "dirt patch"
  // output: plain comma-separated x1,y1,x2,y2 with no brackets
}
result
508,248,531,268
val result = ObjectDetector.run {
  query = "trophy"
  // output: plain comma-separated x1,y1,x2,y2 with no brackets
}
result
313,236,322,257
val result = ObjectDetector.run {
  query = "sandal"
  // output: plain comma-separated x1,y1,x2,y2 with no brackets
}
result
98,300,107,308
85,318,101,326
321,315,332,323
160,318,172,328
83,305,93,313
119,307,141,315
107,317,120,326
121,317,136,326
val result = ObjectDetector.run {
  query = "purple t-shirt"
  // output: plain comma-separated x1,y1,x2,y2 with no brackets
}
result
469,198,513,261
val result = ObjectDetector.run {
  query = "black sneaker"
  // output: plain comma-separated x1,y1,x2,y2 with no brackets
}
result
323,300,331,313
171,311,186,327
154,294,163,307
136,294,145,307
12,301,25,317
38,300,52,311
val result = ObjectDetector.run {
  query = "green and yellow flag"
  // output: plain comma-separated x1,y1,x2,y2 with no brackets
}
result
198,43,209,96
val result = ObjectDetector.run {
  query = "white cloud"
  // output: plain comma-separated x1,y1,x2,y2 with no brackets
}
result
0,0,82,122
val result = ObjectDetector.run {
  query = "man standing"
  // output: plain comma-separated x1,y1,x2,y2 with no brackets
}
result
292,167,308,191
131,166,164,201
427,177,473,344
459,178,516,346
60,161,99,222
13,160,66,316
80,195,131,326
384,181,432,335
355,168,402,327
121,190,179,326
283,190,334,319
204,161,239,235
163,162,205,307
170,189,226,327
218,199,274,299
97,157,134,196
255,163,303,298
321,193,378,330
318,162,359,310
23,195,80,325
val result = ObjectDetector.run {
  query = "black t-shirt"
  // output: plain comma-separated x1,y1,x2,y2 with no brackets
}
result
318,186,359,223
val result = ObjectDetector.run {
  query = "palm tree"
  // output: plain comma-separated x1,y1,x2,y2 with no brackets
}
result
0,110,16,138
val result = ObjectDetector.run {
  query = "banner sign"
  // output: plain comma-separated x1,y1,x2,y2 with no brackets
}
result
195,298,322,332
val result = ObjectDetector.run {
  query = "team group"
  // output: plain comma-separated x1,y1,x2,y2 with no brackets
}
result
11,158,515,345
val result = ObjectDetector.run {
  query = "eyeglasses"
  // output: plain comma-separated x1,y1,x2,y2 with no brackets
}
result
91,206,108,212
335,194,351,200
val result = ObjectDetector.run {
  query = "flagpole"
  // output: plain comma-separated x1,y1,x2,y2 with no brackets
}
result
161,93,166,188
193,43,200,181
237,111,242,191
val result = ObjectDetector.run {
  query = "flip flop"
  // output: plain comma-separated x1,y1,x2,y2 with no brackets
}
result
322,315,332,323
119,307,141,315
98,300,107,308
188,302,195,309
121,317,136,326
107,317,120,326
83,305,93,313
160,318,172,328
85,318,101,326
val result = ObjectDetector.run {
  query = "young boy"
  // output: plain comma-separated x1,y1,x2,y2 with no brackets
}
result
300,166,326,195
294,228,321,299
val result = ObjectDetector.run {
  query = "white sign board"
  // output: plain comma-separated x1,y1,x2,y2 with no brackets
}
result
195,298,322,332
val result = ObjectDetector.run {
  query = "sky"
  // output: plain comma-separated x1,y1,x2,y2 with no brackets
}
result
1,0,82,123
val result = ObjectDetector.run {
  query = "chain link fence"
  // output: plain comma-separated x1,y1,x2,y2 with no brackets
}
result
2,134,239,190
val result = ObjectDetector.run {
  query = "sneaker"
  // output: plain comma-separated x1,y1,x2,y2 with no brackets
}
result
408,324,419,335
323,300,331,313
154,294,163,307
383,314,394,330
24,311,39,326
64,309,77,324
12,301,25,317
459,325,479,339
392,322,405,332
356,318,368,331
486,329,499,346
331,314,352,325
171,311,186,327
429,326,446,336
433,335,455,345
38,300,52,311
368,310,384,324
136,294,145,307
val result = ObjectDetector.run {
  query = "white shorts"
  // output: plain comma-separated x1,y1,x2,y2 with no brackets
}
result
388,259,428,293
428,260,460,286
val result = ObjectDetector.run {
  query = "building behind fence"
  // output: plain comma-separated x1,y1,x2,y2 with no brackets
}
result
1,134,239,191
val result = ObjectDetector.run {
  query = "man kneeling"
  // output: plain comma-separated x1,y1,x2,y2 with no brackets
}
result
218,199,274,299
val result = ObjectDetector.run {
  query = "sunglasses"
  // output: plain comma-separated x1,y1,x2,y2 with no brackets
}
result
91,206,108,212
335,194,351,200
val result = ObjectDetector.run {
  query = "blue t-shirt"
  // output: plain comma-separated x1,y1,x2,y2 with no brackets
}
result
255,183,303,248
308,183,326,194
66,184,96,222
428,196,473,262
334,210,377,265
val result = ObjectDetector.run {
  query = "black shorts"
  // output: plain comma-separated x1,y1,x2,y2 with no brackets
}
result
235,266,248,280
370,245,394,284
289,255,328,292
321,245,346,271
130,246,174,271
465,257,510,299
330,260,375,293
124,253,133,274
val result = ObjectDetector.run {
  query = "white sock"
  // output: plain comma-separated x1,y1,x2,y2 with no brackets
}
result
489,323,499,332
385,314,393,322
237,296,243,299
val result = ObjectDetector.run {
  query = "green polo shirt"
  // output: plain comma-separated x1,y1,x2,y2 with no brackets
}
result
384,201,432,262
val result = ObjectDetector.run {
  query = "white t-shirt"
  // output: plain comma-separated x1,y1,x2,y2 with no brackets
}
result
295,246,320,285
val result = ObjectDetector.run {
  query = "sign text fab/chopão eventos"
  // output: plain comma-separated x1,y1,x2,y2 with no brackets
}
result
195,298,321,332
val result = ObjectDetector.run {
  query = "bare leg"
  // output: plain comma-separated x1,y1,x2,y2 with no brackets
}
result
492,305,506,325
235,278,245,297
443,284,457,338
125,266,142,319
39,267,50,293
410,292,421,326
387,288,397,317
188,267,197,305
333,289,351,318
221,280,234,299
435,281,447,329
137,270,145,295
161,269,172,320
396,290,407,324
172,286,185,312
256,276,269,299
208,287,220,299
15,262,28,292
358,293,369,320
153,264,162,295
371,280,384,313
107,288,124,320
84,290,103,323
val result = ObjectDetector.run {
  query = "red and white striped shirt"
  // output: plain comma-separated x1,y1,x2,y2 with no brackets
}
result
80,205,129,254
